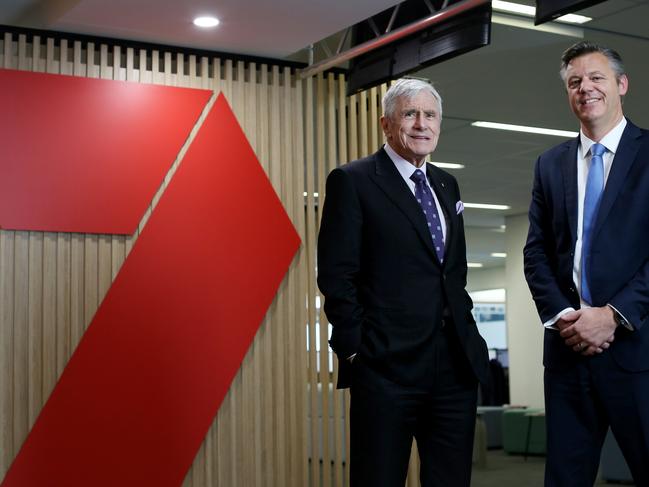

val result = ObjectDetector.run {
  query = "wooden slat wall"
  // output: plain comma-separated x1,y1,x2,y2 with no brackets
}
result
305,77,422,487
0,33,308,487
0,31,414,487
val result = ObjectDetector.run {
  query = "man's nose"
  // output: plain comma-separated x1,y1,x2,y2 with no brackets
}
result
578,79,593,92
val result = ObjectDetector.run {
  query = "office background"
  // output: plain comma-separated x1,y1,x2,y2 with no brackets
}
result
1,0,648,485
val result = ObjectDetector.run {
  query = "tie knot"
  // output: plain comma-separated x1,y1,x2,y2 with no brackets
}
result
591,143,606,158
410,169,427,185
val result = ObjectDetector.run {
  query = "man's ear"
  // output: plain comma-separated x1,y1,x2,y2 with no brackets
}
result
618,74,629,97
380,116,390,139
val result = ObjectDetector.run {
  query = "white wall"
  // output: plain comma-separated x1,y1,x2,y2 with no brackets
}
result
467,266,505,292
505,213,545,408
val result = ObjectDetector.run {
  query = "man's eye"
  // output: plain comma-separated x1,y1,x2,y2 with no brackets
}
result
425,112,436,119
568,79,580,89
403,112,415,119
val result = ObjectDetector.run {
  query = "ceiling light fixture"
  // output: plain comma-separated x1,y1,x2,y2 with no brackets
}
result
464,203,511,210
431,162,465,169
193,16,220,28
491,252,507,258
472,121,578,138
492,0,592,23
467,263,484,268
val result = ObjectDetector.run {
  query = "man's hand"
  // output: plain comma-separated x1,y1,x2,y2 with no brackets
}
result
559,307,617,356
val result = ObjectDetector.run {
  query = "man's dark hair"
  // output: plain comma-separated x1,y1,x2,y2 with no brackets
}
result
559,41,626,82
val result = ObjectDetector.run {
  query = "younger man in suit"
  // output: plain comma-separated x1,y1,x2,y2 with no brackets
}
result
524,41,649,485
318,78,488,486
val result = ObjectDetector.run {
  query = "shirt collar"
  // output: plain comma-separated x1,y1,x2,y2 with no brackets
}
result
383,143,426,181
579,117,627,158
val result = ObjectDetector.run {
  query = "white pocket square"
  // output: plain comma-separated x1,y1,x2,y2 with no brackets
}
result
456,200,464,214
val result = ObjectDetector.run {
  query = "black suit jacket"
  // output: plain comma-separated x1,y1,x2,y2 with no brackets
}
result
317,148,489,388
524,119,649,371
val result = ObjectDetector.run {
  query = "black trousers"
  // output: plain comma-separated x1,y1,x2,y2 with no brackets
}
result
544,350,649,487
349,325,478,487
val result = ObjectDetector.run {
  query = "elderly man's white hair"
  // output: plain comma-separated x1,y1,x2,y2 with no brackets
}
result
382,78,443,120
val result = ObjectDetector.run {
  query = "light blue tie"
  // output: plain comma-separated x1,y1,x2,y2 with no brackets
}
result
581,142,606,305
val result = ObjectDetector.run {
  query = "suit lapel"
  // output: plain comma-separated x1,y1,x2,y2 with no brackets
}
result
593,121,643,240
560,138,579,245
368,149,440,263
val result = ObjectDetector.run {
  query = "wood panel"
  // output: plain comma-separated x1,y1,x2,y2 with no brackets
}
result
0,29,396,487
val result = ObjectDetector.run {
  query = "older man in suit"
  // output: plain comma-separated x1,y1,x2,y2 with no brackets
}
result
317,78,488,487
524,41,649,486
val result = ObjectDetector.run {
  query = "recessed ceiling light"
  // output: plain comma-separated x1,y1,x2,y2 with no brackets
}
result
472,121,578,138
556,13,592,24
463,203,511,210
193,16,220,28
491,252,507,258
431,162,465,169
492,0,591,23
492,0,535,16
467,262,484,268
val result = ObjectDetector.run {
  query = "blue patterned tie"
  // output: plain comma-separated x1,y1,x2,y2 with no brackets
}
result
410,169,445,262
581,142,606,305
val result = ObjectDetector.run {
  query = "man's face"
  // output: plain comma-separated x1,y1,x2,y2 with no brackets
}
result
380,90,441,166
564,52,628,134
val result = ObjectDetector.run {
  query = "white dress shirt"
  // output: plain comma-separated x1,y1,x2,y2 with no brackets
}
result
383,143,448,243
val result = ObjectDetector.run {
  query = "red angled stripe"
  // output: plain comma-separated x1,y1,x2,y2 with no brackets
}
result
1,94,300,486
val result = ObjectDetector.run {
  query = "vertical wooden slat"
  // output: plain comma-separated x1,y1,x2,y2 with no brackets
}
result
303,74,320,487
238,70,255,487
3,33,12,69
325,71,342,487
271,64,288,487
0,230,15,476
41,233,57,405
359,91,369,157
17,34,27,71
281,65,299,486
332,73,348,487
292,75,310,487
369,86,378,152
12,231,29,453
315,72,332,487
55,232,71,378
257,62,275,487
27,235,44,432
348,94,358,162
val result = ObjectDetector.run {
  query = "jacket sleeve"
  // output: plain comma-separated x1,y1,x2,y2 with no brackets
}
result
317,167,364,358
523,156,574,322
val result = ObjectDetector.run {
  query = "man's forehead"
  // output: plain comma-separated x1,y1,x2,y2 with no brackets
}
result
398,93,438,109
566,53,610,73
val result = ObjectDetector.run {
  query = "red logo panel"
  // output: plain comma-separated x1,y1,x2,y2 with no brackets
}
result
0,69,211,234
1,94,300,486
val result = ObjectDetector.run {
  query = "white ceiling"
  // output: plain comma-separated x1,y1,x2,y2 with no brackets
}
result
2,0,649,269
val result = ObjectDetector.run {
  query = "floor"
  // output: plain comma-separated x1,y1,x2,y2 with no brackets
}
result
471,450,636,487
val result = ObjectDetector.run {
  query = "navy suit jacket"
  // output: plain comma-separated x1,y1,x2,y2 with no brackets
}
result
317,148,488,388
524,119,649,371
